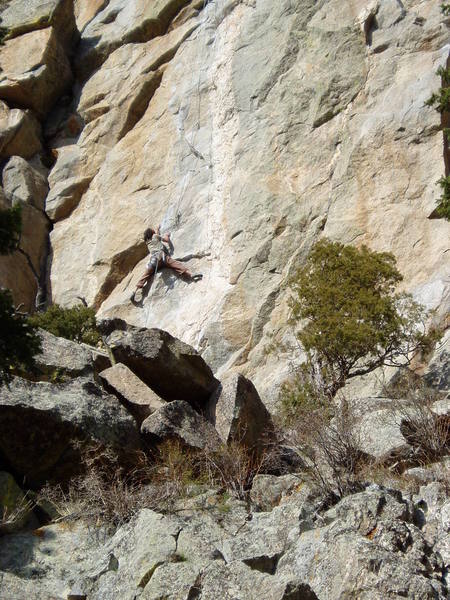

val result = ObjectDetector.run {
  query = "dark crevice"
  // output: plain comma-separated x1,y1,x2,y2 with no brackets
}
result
93,241,148,310
364,12,378,46
242,553,282,575
117,69,164,141
187,572,203,600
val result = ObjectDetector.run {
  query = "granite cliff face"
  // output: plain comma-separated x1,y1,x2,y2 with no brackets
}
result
0,0,448,406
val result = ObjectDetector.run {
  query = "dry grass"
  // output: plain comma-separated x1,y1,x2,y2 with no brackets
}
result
278,399,370,503
37,438,277,527
383,371,449,464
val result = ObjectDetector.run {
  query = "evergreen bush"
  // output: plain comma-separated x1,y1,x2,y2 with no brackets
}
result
28,304,101,346
286,239,435,400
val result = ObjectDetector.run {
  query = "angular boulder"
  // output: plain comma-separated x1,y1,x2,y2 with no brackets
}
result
100,362,165,423
102,319,219,406
141,400,221,451
3,156,49,211
33,329,95,381
207,372,273,449
0,102,42,160
0,0,78,49
0,377,141,486
0,28,73,117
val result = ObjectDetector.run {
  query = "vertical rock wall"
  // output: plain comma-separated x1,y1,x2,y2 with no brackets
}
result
0,0,449,407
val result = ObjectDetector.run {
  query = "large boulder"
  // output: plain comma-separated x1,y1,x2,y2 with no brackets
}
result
0,0,78,49
33,329,96,381
100,362,165,423
102,320,219,406
3,156,49,211
207,372,273,449
0,27,73,117
0,377,141,486
141,400,221,451
0,102,42,160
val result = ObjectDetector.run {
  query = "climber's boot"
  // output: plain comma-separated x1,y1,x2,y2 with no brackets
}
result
192,273,203,282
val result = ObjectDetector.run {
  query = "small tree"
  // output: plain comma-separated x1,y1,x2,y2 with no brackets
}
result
288,239,433,399
0,206,41,384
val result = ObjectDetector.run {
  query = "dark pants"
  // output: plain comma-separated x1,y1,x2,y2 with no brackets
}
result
136,256,192,289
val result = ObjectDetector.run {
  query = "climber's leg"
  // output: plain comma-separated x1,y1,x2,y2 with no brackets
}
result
165,256,202,280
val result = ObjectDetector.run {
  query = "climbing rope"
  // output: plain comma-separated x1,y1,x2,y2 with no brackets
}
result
144,0,221,327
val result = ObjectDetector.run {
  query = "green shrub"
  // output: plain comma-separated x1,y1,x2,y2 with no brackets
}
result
0,206,41,384
0,289,41,385
28,304,101,346
442,4,450,16
425,67,450,113
0,205,21,254
287,239,435,399
436,175,450,220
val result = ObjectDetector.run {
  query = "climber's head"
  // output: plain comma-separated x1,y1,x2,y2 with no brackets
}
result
143,228,154,242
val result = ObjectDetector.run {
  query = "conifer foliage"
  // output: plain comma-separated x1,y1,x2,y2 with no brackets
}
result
0,206,41,384
287,239,433,399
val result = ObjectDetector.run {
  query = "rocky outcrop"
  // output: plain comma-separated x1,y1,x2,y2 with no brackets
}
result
277,487,447,599
141,399,221,451
36,0,448,411
0,377,141,486
1,484,447,599
103,320,219,405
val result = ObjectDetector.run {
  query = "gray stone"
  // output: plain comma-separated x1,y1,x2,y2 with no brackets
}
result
0,377,141,486
141,400,220,450
141,561,204,600
102,320,219,406
278,489,446,599
425,329,450,392
250,474,303,512
34,329,94,380
0,27,73,117
0,0,78,49
207,371,273,450
91,509,183,599
220,503,309,575
199,560,307,600
3,156,49,211
356,406,412,462
0,520,110,600
100,362,165,423
0,102,42,160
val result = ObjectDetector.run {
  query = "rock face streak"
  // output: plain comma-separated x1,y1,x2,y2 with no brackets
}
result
0,0,449,406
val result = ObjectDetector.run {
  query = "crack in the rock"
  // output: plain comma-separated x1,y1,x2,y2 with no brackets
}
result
93,241,148,310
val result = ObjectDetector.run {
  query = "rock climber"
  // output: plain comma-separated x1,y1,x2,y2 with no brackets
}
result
130,226,202,303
